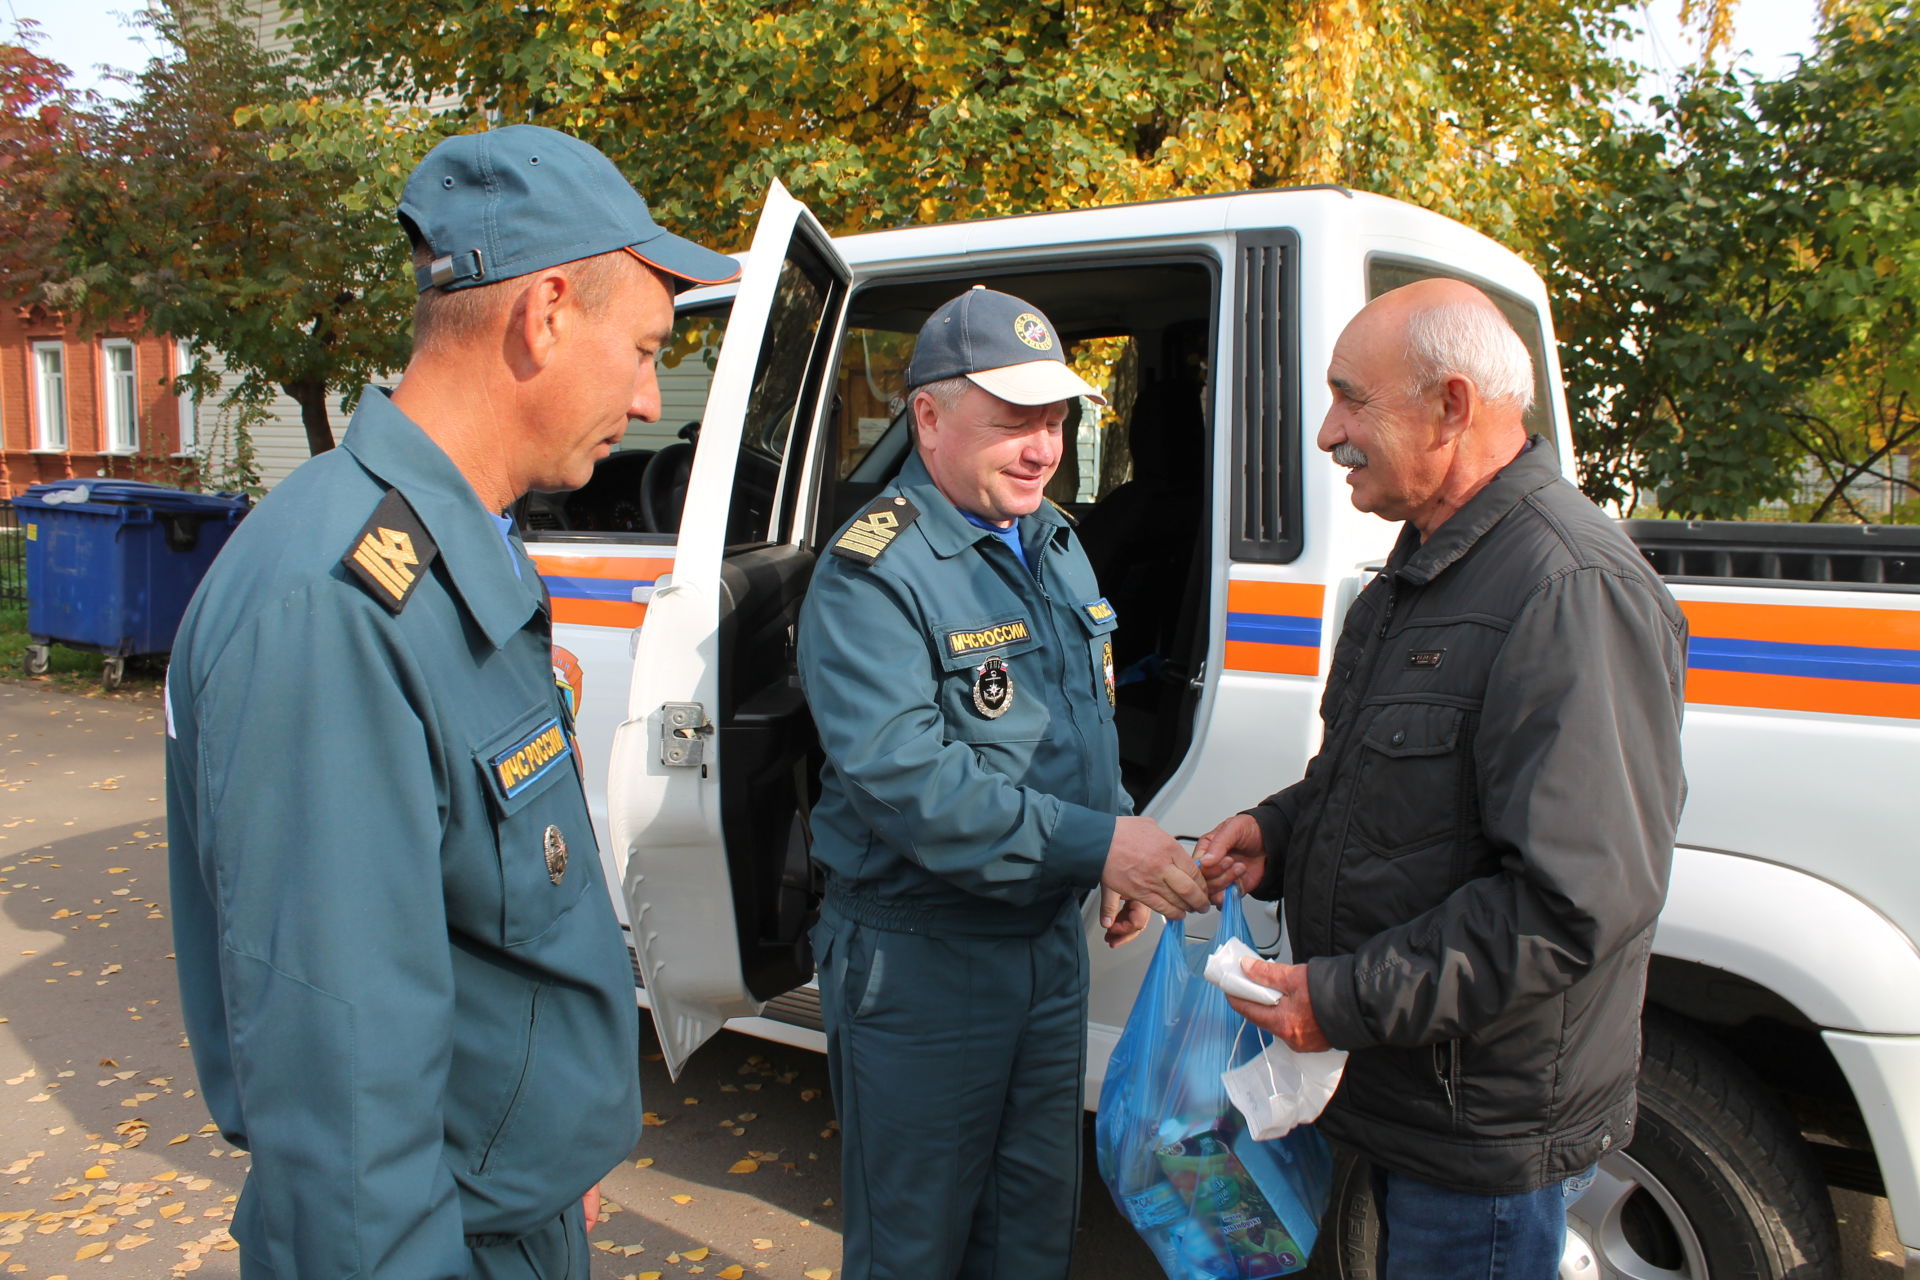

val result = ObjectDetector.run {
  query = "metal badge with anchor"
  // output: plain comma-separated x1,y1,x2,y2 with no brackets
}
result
972,657,1014,719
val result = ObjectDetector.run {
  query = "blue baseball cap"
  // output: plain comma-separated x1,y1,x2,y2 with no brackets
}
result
399,125,739,294
905,286,1104,406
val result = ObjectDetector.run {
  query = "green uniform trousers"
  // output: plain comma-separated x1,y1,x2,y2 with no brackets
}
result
813,889,1090,1280
466,1206,586,1280
237,1206,585,1280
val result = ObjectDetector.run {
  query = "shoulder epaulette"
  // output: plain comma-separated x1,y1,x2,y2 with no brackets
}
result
342,488,440,614
1047,497,1078,527
831,493,920,565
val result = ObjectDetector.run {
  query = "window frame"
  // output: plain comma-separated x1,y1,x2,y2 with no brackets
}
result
173,340,200,456
30,341,68,452
101,338,139,454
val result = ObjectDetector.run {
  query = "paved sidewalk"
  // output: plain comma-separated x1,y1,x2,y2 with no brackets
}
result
0,681,241,1278
0,679,1899,1280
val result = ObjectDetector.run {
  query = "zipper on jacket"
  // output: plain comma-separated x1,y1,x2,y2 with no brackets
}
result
1432,1041,1461,1127
1376,577,1398,639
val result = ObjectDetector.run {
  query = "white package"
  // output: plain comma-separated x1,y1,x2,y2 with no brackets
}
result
1203,936,1348,1138
1203,934,1281,1005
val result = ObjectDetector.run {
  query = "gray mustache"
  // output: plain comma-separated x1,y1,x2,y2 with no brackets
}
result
1332,443,1369,468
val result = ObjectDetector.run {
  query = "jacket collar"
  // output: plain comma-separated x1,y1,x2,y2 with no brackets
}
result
895,451,1071,561
1390,435,1562,585
341,388,544,649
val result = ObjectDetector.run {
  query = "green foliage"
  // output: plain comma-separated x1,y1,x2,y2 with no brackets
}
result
29,2,454,453
289,0,1635,265
1551,0,1920,520
0,22,88,287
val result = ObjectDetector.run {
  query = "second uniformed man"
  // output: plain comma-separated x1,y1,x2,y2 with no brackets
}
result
798,286,1211,1280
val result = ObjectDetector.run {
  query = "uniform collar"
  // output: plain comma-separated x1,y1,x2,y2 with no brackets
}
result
895,451,1071,560
1390,434,1563,585
341,388,544,648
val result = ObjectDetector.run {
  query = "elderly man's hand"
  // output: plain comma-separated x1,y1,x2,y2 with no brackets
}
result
1101,816,1209,920
1195,813,1267,906
1098,890,1154,948
1226,958,1332,1053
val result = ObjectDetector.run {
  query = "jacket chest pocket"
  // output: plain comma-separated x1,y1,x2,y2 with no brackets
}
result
934,615,1051,745
472,710,592,946
1349,703,1468,857
1074,598,1119,722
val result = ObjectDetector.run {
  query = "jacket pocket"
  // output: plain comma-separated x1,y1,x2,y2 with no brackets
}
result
474,711,592,947
1350,703,1465,857
934,615,1052,745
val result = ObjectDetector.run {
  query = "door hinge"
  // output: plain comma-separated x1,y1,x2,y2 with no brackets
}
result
659,702,714,767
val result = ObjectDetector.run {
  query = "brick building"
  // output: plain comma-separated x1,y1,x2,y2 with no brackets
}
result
1,301,198,498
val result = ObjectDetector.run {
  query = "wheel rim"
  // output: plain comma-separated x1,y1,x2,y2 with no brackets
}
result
1563,1150,1710,1280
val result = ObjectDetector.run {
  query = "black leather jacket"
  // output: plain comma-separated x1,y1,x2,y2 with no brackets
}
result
1249,439,1688,1194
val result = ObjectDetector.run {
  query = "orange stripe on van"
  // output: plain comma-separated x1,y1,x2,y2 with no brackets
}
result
530,555,675,581
1686,668,1920,720
1226,580,1327,618
1682,600,1920,650
1223,639,1321,676
549,598,649,629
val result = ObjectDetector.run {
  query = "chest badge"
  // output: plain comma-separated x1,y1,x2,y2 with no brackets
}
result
1102,640,1116,707
1406,649,1446,670
972,656,1014,719
543,825,569,885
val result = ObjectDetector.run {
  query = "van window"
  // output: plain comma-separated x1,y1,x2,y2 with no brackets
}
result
1366,258,1554,436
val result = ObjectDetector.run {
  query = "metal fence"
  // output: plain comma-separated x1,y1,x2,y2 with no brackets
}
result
0,501,25,607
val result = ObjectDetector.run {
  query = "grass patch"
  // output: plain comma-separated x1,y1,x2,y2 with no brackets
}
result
0,603,166,697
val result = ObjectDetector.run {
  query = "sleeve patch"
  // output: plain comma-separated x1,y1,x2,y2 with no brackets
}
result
831,494,920,565
343,489,440,614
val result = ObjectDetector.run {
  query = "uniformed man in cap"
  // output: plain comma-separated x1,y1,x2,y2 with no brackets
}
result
798,286,1212,1280
164,125,737,1278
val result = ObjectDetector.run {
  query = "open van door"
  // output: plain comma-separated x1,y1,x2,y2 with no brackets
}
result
607,182,851,1077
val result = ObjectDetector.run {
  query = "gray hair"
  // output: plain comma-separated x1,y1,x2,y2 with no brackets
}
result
908,376,974,413
1404,300,1534,412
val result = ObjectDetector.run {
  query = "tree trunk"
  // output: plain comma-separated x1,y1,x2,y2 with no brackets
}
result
285,379,335,455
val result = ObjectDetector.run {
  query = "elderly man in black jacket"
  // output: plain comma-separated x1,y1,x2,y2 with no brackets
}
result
1199,278,1688,1279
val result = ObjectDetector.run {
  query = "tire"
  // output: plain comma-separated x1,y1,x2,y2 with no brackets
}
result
22,645,49,676
1303,1012,1839,1280
101,656,125,691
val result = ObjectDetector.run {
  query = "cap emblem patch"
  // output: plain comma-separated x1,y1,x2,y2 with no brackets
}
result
1013,313,1053,351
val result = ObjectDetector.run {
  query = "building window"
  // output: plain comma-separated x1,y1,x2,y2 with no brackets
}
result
173,340,200,455
31,342,67,451
102,339,138,453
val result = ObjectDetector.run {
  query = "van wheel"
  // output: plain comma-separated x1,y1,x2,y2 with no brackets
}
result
1303,1013,1838,1280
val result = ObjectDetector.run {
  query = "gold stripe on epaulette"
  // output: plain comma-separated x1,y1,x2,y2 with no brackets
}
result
832,494,921,565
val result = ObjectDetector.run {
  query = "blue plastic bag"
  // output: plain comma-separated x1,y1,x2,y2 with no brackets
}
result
1096,890,1333,1280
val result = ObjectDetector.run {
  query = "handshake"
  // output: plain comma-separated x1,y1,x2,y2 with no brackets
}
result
1098,812,1270,949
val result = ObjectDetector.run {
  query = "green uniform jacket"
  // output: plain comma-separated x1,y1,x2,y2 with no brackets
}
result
797,453,1128,925
165,390,641,1276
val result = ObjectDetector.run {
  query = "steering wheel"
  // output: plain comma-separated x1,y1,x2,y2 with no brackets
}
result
639,441,696,533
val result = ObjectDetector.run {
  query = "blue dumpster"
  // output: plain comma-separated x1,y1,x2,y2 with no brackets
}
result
14,480,249,688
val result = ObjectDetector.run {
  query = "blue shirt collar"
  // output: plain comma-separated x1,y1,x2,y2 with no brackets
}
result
895,451,1070,561
340,388,544,649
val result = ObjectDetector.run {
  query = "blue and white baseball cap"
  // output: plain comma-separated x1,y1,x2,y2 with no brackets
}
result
399,125,739,294
906,287,1105,406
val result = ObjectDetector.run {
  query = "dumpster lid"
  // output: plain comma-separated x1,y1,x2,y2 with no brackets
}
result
16,480,249,514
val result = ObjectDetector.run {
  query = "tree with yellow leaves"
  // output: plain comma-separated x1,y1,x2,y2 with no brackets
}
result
292,0,1646,258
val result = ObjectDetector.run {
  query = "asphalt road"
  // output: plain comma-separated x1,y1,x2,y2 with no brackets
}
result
0,679,1902,1279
